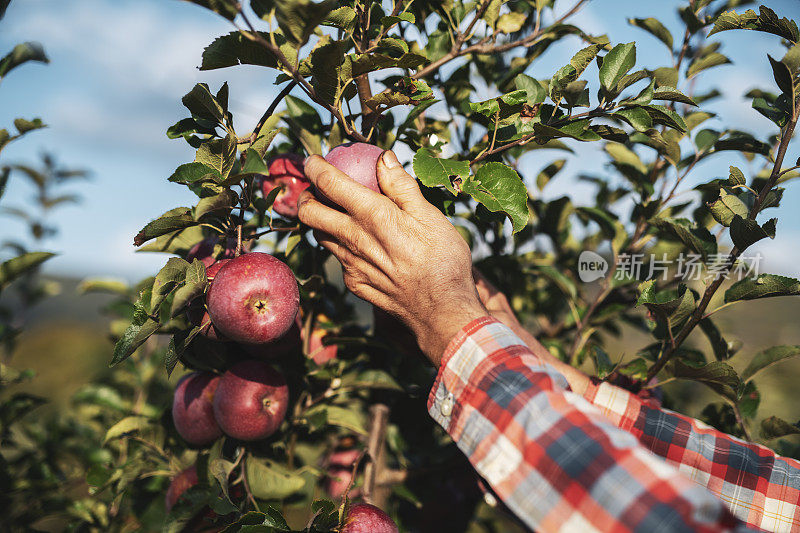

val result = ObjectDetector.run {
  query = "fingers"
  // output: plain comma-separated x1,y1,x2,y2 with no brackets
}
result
376,150,429,212
313,229,394,300
297,191,357,245
304,155,388,218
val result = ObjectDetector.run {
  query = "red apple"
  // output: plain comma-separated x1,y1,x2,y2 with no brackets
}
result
212,360,289,441
187,259,230,341
206,253,299,344
325,448,360,499
319,143,384,205
261,154,310,218
165,465,199,512
307,328,338,365
172,371,223,447
341,503,398,533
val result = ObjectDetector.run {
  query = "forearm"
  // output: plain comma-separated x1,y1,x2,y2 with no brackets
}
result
585,379,800,531
429,318,742,532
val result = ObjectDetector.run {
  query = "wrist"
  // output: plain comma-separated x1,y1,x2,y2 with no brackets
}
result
412,301,488,367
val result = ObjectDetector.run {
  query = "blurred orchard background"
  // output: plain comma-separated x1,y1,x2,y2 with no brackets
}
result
3,0,800,526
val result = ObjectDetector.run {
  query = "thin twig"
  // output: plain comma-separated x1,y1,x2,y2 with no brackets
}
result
647,99,800,382
246,80,297,145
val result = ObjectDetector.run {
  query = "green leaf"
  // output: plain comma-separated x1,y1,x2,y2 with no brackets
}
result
469,90,527,118
637,282,696,333
104,415,151,443
169,162,223,187
714,133,770,155
0,42,49,79
285,232,302,257
741,345,800,382
412,148,470,195
709,6,799,44
201,31,297,71
599,42,636,91
133,207,197,247
767,54,794,97
536,159,566,189
496,12,527,33
613,106,653,132
13,117,46,134
182,83,226,123
515,74,546,104
167,118,217,140
652,87,697,106
196,135,237,179
196,189,239,219
151,258,190,313
643,104,687,132
110,316,160,366
183,0,239,20
305,405,367,434
687,52,731,79
322,6,357,30
273,0,338,46
761,416,800,440
628,18,673,50
708,191,747,227
671,360,740,402
0,252,54,290
245,458,306,500
728,166,746,186
462,163,529,233
310,38,346,105
729,215,775,251
592,346,615,379
724,274,800,303
77,278,129,295
650,217,716,259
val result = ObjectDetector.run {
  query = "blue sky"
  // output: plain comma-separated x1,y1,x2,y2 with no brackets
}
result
1,0,799,282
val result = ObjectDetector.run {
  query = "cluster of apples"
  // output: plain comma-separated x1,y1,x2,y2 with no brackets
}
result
166,143,397,532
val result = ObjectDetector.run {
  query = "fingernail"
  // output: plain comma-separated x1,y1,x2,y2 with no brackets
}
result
382,150,400,169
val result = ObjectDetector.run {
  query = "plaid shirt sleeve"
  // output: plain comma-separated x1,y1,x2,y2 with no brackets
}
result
428,317,751,532
584,379,800,532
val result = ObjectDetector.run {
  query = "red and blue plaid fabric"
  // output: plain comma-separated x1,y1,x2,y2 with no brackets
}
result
427,317,798,532
585,379,800,531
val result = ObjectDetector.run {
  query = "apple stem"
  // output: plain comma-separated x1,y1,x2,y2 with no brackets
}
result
362,403,390,506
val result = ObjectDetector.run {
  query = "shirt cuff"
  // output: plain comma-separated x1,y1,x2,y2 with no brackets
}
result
427,316,568,432
582,379,643,432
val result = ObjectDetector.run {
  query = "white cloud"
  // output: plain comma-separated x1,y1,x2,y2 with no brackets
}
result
7,0,227,94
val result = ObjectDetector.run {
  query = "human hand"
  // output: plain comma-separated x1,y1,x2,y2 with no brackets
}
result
297,150,487,366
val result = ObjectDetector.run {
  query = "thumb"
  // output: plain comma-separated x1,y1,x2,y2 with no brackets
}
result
376,150,427,211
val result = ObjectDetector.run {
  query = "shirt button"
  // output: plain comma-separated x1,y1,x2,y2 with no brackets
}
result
440,393,455,417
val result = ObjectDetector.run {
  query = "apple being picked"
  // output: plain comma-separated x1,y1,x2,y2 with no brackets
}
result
318,143,384,205
206,253,299,344
341,503,398,533
171,371,223,447
212,360,289,441
165,465,198,512
261,153,310,218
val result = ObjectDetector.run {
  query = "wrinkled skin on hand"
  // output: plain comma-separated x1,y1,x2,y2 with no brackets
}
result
297,150,487,365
